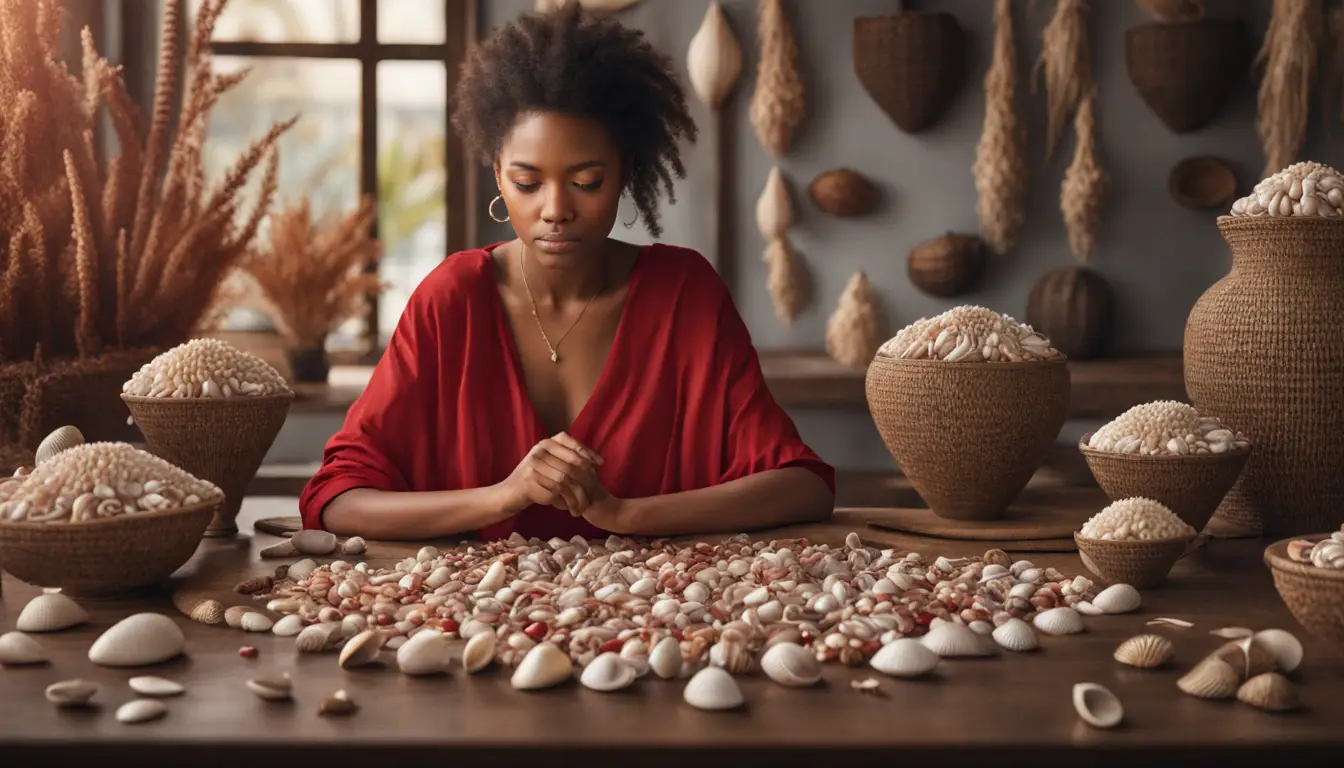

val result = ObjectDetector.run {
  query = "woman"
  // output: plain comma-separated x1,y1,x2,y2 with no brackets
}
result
299,3,834,541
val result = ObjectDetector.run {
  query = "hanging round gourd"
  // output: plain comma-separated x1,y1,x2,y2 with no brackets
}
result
1125,18,1250,133
853,10,965,134
1025,266,1115,361
906,233,987,298
808,169,878,217
1168,156,1237,210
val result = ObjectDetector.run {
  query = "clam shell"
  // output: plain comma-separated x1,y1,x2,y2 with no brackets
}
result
45,678,98,707
288,559,318,580
16,592,89,632
116,698,167,724
338,630,385,669
89,613,185,667
270,614,304,637
920,622,995,657
1236,672,1300,712
1092,583,1141,614
510,642,573,690
290,529,337,555
35,425,84,465
341,536,367,555
683,665,744,711
128,676,185,697
246,673,293,701
1113,634,1174,669
0,632,48,665
1073,682,1124,729
1177,657,1240,699
1251,628,1302,673
649,635,683,680
870,637,940,677
187,599,224,625
1074,601,1105,616
396,630,452,676
318,689,357,716
761,641,823,686
259,540,298,558
991,618,1039,652
1213,637,1277,681
1033,607,1085,635
224,605,251,628
463,630,497,673
241,613,274,632
580,652,639,692
296,622,343,653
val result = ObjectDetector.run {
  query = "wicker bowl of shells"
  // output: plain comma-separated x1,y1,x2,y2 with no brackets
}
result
1073,498,1200,588
1264,532,1344,651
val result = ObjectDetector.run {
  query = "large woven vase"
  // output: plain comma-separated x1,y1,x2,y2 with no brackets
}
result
1184,216,1344,538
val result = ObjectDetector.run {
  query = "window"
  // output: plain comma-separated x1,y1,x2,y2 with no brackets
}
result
184,0,476,360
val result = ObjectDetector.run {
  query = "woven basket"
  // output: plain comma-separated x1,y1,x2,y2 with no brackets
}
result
0,499,219,597
121,393,294,537
1074,532,1195,589
1078,433,1250,534
865,356,1070,521
1125,19,1249,133
853,12,965,134
1265,535,1344,652
1184,216,1344,538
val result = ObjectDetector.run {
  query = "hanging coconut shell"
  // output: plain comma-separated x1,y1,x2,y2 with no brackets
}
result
809,169,878,217
1025,266,1115,361
906,233,987,298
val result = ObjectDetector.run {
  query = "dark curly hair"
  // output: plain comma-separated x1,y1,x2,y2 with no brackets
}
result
450,2,697,238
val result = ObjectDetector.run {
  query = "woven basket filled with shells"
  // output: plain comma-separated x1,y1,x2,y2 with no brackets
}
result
1074,498,1198,588
0,442,222,596
120,340,294,538
865,306,1069,522
1264,533,1344,651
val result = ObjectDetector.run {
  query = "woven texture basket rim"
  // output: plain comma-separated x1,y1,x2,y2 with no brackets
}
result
869,355,1070,371
0,497,223,531
121,391,296,405
1215,214,1344,231
1264,535,1344,582
1074,531,1196,547
1077,432,1252,465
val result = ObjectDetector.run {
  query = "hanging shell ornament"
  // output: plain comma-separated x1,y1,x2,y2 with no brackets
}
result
756,166,793,241
35,426,84,465
764,236,811,326
687,2,742,110
825,270,886,368
749,0,806,156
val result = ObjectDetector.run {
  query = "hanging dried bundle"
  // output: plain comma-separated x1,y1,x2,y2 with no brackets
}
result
972,0,1028,256
1255,0,1324,177
825,270,885,368
749,0,805,156
763,236,809,325
1061,92,1105,262
1034,0,1093,164
0,0,295,366
231,196,384,348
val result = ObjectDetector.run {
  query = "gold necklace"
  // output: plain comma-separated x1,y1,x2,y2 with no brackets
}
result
518,243,600,363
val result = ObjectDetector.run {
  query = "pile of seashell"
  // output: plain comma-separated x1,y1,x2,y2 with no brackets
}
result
1286,529,1344,570
875,305,1060,363
1086,400,1250,456
1078,498,1196,542
122,338,291,398
1175,628,1304,712
0,442,221,522
1230,161,1344,218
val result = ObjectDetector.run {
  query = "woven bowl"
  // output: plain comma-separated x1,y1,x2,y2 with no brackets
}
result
122,393,294,538
1074,532,1196,589
0,499,219,597
865,356,1070,521
1264,535,1344,652
1078,433,1250,533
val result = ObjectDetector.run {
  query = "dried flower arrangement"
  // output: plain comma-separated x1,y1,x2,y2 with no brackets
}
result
1256,0,1323,178
972,0,1028,256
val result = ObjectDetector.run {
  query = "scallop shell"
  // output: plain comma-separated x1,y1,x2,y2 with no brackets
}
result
1033,607,1085,635
463,630,497,673
870,637,940,676
318,689,357,716
1177,657,1240,699
338,630,386,669
89,613,185,667
241,613,274,633
1113,634,1174,669
116,698,167,724
45,678,98,707
341,536,367,555
186,599,225,625
259,540,298,558
35,425,84,465
761,641,822,686
0,631,48,665
991,618,1039,652
683,665,745,711
1236,672,1300,712
270,614,304,637
296,622,343,653
16,592,89,632
396,630,452,676
580,652,639,692
510,642,573,690
1073,682,1124,729
290,529,337,555
129,676,185,697
1091,583,1141,614
920,622,995,657
246,673,293,701
649,635,683,680
1213,637,1277,680
1251,628,1302,673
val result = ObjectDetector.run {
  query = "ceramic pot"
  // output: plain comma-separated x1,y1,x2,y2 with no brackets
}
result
285,345,331,384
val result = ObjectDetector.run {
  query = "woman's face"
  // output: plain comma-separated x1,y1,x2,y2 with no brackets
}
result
495,111,624,268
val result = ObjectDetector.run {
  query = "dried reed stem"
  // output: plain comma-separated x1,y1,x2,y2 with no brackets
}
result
1256,0,1323,178
973,0,1028,256
1060,92,1105,263
1033,0,1092,164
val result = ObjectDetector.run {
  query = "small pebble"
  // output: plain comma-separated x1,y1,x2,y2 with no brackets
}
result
239,646,258,659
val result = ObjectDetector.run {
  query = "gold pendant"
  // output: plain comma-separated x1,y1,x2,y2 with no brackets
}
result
550,350,559,363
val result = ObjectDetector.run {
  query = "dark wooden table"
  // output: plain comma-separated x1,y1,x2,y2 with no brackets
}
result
1,497,1340,766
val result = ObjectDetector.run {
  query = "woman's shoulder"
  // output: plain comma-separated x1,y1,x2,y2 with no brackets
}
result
640,242,729,299
404,247,496,314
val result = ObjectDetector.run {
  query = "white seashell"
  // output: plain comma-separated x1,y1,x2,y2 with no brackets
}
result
478,560,508,593
396,630,453,676
649,635,683,680
1251,628,1303,673
991,618,1039,652
463,630,497,673
35,425,84,465
685,1,742,110
116,698,167,724
920,622,995,657
1033,607,1085,635
45,678,98,707
682,581,710,604
1092,583,1141,614
580,652,639,692
271,614,304,637
341,536,367,555
296,622,343,653
16,592,89,632
290,529,337,555
871,577,898,595
1178,657,1240,699
128,676,185,696
1210,626,1254,639
760,642,822,686
89,613,185,666
756,166,793,240
511,642,573,690
338,630,385,669
246,673,292,701
288,559,318,580
1073,682,1124,728
683,665,744,711
240,613,274,632
259,540,298,558
0,631,47,665
870,638,940,677
1113,634,1174,669
1074,600,1104,616
968,620,994,636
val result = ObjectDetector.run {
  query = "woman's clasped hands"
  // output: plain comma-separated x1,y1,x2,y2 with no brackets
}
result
497,432,630,531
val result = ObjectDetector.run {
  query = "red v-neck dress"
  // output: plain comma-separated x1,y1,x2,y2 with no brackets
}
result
298,242,835,540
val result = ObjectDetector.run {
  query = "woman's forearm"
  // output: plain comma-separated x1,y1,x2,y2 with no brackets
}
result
618,467,833,537
320,485,517,540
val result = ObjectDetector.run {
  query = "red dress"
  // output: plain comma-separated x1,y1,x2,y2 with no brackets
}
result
298,243,834,540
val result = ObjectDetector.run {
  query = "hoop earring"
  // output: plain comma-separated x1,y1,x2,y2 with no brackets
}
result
489,194,510,223
623,207,638,229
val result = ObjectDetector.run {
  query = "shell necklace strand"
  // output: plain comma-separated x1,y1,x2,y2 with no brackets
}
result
518,243,601,363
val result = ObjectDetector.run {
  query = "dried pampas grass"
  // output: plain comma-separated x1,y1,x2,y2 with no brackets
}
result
763,236,809,326
1061,92,1105,262
749,0,805,156
1034,0,1093,164
1256,0,1323,178
973,0,1028,256
825,270,885,368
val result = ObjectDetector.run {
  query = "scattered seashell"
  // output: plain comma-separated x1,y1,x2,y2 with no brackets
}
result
259,540,298,558
0,632,47,665
1073,682,1124,729
288,559,318,581
35,425,85,465
1033,607,1085,636
478,560,508,593
234,576,274,595
341,536,367,555
1074,601,1104,616
290,530,338,555
1092,583,1141,614
338,630,386,669
296,623,342,653
1236,672,1300,712
89,613,185,667
463,630,497,674
1113,634,1174,669
1177,657,1241,699
246,673,293,701
45,678,98,707
396,630,453,676
16,592,89,632
511,642,573,690
129,676,184,697
1251,628,1303,673
1210,627,1254,639
1213,637,1277,681
761,641,822,686
649,635,683,680
920,621,995,657
224,607,250,630
116,698,167,724
183,598,224,625
270,614,304,637
851,677,884,696
1147,617,1193,628
318,689,357,716
991,618,1038,652
871,637,941,676
683,665,744,711
240,613,274,633
580,652,639,692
